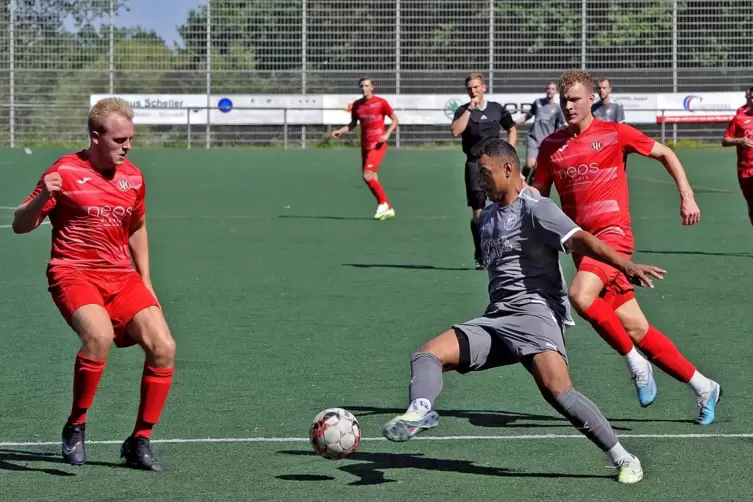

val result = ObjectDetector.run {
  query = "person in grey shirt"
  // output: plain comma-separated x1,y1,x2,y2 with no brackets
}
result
515,81,566,182
592,78,626,123
381,137,665,484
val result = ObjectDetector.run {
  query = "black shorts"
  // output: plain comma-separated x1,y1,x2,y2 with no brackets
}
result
464,157,487,210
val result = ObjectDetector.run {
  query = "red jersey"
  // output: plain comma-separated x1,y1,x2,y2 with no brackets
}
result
723,106,753,178
23,151,146,272
533,119,655,253
351,96,394,151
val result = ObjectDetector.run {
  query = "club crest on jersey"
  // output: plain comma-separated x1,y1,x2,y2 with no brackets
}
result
117,179,131,192
591,140,603,152
504,214,518,230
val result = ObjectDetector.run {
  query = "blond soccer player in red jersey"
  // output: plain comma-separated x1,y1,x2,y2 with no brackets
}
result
532,70,721,425
722,86,753,224
332,76,399,220
13,97,175,471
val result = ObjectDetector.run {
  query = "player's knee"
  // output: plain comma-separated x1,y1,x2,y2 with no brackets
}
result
568,288,596,315
362,170,375,182
146,329,176,367
71,307,114,358
623,320,649,343
418,333,460,369
80,331,114,358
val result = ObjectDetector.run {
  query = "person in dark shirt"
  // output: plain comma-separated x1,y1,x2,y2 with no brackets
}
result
451,73,517,269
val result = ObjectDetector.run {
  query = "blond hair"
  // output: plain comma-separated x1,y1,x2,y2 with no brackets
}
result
559,70,593,93
88,97,134,135
465,72,485,85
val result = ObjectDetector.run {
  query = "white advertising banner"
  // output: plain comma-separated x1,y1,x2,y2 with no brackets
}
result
90,92,744,126
90,94,208,125
655,92,746,123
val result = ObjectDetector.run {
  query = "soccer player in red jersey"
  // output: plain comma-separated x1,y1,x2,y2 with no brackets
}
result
332,76,399,220
722,86,753,224
12,98,176,470
532,70,721,424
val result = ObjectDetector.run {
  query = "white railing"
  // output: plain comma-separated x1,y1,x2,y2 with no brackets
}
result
0,105,740,150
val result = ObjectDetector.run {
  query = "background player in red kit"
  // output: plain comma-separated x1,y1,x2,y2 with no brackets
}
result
332,76,399,220
722,86,753,224
12,97,176,471
533,70,721,425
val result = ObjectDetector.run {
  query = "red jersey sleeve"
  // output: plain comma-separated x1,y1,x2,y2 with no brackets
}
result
724,116,740,139
23,167,58,219
532,141,554,187
380,98,395,117
616,123,655,156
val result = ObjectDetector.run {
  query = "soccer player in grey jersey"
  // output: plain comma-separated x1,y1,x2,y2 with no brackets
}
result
516,81,566,182
592,78,626,123
382,138,667,484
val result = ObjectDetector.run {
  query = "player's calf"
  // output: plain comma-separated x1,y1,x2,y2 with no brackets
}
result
126,307,176,445
383,330,460,442
525,351,643,483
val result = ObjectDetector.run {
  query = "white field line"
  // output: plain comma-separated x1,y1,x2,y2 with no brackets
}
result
1,432,752,448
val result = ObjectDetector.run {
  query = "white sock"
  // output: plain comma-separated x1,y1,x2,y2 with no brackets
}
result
606,442,633,465
407,398,432,414
687,370,712,396
624,347,649,385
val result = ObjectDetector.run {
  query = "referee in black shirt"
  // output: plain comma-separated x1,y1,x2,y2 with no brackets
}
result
450,73,517,269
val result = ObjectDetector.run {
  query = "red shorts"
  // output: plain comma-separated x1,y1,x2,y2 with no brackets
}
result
573,245,635,310
47,267,160,347
361,143,388,172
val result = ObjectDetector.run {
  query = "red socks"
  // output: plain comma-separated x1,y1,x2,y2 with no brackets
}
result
365,179,388,205
637,326,695,382
68,352,106,425
133,365,174,439
582,298,634,355
67,354,174,438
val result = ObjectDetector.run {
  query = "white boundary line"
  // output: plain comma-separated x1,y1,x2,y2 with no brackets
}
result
1,432,751,447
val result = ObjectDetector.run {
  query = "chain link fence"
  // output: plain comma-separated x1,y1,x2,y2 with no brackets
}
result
1,1,751,148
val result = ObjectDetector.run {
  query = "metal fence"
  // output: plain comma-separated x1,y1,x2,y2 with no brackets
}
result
1,0,752,148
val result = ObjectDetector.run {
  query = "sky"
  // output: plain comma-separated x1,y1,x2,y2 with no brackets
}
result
111,0,205,45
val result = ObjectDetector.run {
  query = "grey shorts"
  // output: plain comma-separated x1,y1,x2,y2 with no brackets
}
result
452,304,568,373
525,136,540,161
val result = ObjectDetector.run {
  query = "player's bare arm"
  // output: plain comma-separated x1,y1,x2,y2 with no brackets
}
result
722,135,753,147
564,230,666,289
128,215,154,294
646,142,701,225
379,112,399,143
515,111,533,125
12,172,61,234
332,118,358,138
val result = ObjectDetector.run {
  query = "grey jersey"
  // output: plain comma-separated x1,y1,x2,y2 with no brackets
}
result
479,188,579,325
527,98,566,142
591,101,625,123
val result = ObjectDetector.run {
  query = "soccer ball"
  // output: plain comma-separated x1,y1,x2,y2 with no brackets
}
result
309,407,361,460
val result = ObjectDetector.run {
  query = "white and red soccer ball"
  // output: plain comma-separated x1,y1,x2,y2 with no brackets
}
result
309,407,361,460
